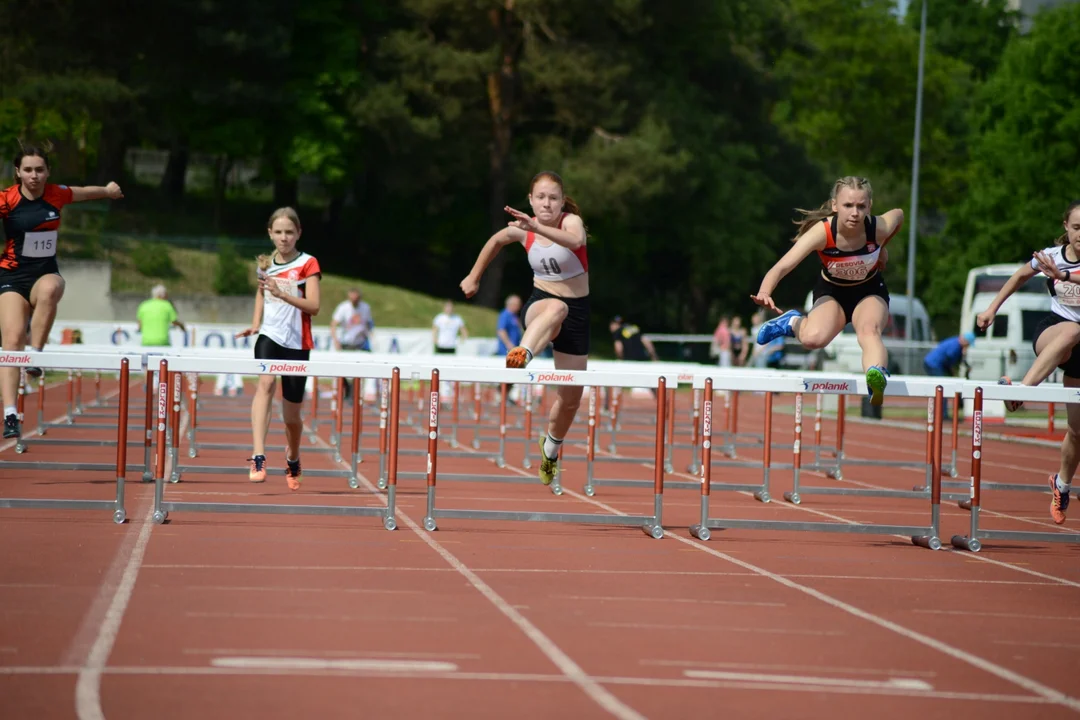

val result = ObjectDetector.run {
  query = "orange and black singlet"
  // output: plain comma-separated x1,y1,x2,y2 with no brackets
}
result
815,215,880,286
0,183,74,276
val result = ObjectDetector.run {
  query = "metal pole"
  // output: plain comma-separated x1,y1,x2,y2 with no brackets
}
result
905,0,927,373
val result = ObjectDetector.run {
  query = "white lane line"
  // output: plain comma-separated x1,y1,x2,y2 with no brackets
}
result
210,657,458,672
682,669,933,691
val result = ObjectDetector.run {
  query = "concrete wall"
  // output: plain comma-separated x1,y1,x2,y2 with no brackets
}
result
56,259,255,323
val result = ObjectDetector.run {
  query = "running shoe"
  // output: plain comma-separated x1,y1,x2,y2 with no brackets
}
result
24,367,42,379
248,454,267,483
1050,474,1069,525
285,457,302,491
866,365,889,407
998,377,1024,412
506,346,533,369
3,414,19,439
537,437,557,486
756,309,801,345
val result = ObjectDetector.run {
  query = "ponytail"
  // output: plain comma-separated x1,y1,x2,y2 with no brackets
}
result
792,175,874,241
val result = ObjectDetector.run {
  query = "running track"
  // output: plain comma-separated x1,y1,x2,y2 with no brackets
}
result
2,378,1079,720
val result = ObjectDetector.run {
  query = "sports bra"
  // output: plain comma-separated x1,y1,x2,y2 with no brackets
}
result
816,215,880,286
523,212,589,281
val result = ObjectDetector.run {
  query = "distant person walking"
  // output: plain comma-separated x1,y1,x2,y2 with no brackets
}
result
330,287,374,401
432,300,467,354
136,284,185,347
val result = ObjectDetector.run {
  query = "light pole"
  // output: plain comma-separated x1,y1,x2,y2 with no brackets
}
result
905,0,927,373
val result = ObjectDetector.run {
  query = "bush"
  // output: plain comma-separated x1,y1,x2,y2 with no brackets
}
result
132,241,179,278
214,241,254,296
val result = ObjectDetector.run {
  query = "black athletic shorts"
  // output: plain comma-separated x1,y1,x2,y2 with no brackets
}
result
521,287,590,356
812,272,889,325
0,268,61,303
1032,314,1080,379
254,334,310,404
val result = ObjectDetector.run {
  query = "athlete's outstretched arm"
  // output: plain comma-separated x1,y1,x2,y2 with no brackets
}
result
460,227,524,298
235,283,265,339
504,207,586,250
70,183,124,202
976,262,1038,329
751,222,828,313
876,209,905,247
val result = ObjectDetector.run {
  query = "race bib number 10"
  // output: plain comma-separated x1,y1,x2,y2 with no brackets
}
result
23,231,58,259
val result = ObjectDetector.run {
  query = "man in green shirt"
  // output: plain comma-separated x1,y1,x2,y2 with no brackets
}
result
136,284,185,346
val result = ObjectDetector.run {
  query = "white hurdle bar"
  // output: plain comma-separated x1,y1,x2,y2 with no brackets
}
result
0,352,140,523
952,383,1080,551
689,372,948,549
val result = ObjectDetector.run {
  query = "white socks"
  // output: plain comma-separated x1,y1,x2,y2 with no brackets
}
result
4,406,16,419
543,434,563,461
1056,474,1071,492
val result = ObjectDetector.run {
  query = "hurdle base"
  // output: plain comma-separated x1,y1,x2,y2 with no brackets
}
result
911,534,942,550
701,518,939,547
159,500,392,522
951,535,982,552
688,523,712,542
0,498,126,524
429,507,659,534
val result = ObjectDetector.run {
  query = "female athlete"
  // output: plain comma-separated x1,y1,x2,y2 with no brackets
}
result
979,200,1080,524
752,176,904,407
235,207,321,489
1,142,124,439
460,171,589,486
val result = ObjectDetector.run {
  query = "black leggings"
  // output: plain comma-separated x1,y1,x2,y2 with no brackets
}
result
254,335,310,404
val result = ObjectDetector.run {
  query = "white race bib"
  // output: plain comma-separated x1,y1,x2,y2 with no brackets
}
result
23,230,58,259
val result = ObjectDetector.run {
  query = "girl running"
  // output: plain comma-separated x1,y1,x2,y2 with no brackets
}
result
235,207,321,489
459,171,589,486
978,200,1080,524
752,176,904,406
1,141,124,439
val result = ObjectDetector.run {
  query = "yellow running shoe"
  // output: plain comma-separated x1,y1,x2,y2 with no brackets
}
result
538,438,557,486
866,365,889,407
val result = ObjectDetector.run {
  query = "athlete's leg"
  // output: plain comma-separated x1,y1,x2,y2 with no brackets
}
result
1049,374,1080,524
537,350,587,485
507,298,567,368
248,374,276,481
0,291,31,429
26,274,65,351
281,395,304,490
1024,322,1080,387
850,295,889,371
790,300,846,350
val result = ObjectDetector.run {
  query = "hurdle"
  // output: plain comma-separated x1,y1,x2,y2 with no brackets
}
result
952,384,1080,551
147,356,401,529
689,372,946,550
0,352,137,523
417,366,675,538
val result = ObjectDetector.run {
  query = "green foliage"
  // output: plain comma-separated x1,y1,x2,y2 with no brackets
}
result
213,242,255,296
131,242,179,278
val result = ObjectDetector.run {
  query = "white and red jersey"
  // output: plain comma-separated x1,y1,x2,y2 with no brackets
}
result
816,215,881,285
258,252,321,350
523,212,588,281
1032,245,1080,322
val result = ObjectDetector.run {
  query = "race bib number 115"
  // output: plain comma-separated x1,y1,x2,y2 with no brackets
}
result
23,231,58,259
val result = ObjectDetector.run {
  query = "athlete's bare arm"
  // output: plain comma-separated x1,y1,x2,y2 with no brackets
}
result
976,263,1038,329
875,209,905,247
504,207,586,250
235,282,265,339
751,222,829,312
460,227,526,298
70,183,124,202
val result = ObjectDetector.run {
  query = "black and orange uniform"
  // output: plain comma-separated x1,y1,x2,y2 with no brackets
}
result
0,183,73,302
811,215,889,324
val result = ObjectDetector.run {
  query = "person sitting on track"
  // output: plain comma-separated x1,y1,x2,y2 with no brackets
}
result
459,170,589,487
235,207,321,490
977,200,1080,525
751,176,903,407
1,140,124,440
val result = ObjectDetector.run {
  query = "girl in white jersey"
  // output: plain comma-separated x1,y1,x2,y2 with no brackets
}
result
752,176,904,407
235,207,322,489
460,171,589,487
978,200,1080,525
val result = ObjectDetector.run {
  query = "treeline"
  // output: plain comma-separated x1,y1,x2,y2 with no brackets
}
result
4,0,1079,337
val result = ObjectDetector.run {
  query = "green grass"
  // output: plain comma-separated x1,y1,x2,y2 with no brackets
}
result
60,231,499,334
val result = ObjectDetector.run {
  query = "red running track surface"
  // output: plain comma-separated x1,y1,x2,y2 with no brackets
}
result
2,379,1079,720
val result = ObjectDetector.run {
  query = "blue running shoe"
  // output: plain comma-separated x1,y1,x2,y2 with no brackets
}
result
866,365,889,407
757,309,802,345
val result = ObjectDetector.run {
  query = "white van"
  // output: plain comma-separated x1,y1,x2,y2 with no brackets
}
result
799,291,934,375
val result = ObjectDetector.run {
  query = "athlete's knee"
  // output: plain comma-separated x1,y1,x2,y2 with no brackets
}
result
31,277,65,305
281,400,303,424
557,386,583,413
799,325,835,350
256,375,277,393
854,326,884,347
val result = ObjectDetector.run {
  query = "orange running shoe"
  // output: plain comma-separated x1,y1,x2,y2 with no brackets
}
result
998,377,1024,412
286,457,302,491
1049,474,1070,525
505,346,533,369
248,455,267,483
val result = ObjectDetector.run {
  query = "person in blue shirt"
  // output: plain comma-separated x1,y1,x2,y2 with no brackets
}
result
923,332,974,419
495,294,523,355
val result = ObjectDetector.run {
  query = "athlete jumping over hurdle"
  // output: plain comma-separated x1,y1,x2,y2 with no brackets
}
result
460,171,589,486
1,141,124,439
751,176,903,407
977,200,1080,524
235,207,321,489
